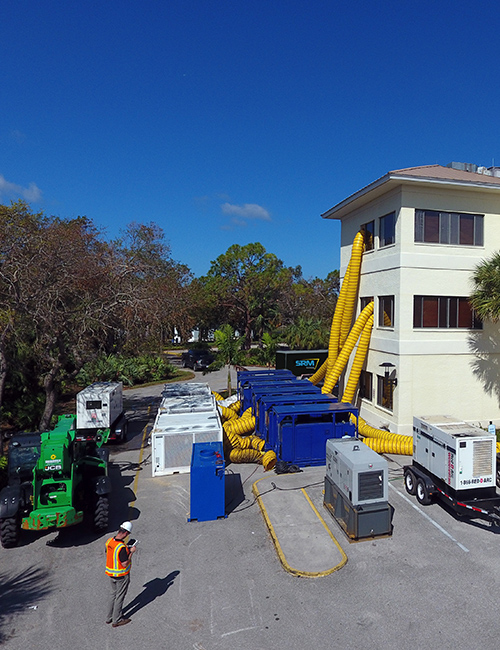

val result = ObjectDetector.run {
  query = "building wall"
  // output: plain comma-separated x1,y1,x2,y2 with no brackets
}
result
337,182,500,434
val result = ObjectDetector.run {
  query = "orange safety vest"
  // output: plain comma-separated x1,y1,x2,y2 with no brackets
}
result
105,537,131,577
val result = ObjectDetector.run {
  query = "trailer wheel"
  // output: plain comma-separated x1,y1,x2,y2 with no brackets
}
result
92,496,109,531
404,469,417,496
416,478,432,506
0,516,20,548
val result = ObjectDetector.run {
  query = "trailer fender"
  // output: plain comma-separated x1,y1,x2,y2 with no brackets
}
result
0,485,21,519
94,475,112,496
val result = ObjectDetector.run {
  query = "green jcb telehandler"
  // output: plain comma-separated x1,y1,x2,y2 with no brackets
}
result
0,414,111,548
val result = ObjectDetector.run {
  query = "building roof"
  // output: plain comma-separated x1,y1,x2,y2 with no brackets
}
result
322,164,500,220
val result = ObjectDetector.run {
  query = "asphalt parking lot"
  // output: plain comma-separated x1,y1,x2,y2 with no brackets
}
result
2,367,500,650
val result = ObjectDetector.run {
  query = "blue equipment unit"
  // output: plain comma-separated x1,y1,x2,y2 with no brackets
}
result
256,392,337,440
268,402,358,467
251,381,321,424
239,377,297,412
188,441,227,522
237,369,295,399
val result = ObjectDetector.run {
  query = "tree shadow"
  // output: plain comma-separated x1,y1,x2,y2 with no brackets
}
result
123,571,180,618
0,566,52,644
468,327,500,410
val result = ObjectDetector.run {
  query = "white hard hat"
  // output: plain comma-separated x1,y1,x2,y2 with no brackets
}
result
120,521,132,533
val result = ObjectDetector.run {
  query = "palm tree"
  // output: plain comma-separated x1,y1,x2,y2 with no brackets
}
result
210,324,244,396
470,252,500,321
260,331,278,367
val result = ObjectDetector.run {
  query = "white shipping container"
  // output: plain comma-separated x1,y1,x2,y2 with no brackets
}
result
76,382,123,430
413,415,496,491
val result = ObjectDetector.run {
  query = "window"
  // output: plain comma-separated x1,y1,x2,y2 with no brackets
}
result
360,296,374,311
415,209,483,246
359,370,373,401
378,296,394,327
413,296,482,329
377,375,394,411
379,212,396,247
361,221,375,251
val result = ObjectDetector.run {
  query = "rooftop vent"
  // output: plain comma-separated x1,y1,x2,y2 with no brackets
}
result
446,162,478,173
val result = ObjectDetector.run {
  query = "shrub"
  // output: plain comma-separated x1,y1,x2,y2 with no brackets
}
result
76,353,176,387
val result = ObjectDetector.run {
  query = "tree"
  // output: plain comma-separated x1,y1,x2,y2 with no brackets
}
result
198,243,291,348
284,317,329,350
470,252,500,321
210,324,244,396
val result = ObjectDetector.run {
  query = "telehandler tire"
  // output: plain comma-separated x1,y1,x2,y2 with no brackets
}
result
93,495,109,531
0,516,20,548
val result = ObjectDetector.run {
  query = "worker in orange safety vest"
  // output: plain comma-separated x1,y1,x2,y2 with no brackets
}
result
105,521,137,627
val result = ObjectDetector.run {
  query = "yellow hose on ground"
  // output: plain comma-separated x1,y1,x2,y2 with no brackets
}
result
218,405,238,422
322,302,374,394
223,415,256,436
341,312,374,404
262,450,277,471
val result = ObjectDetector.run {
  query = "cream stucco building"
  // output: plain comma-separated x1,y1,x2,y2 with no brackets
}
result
323,163,500,435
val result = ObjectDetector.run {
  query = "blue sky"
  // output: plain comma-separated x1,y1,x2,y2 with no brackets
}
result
2,1,500,279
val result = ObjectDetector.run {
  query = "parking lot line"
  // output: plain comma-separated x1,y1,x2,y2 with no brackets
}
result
389,483,469,553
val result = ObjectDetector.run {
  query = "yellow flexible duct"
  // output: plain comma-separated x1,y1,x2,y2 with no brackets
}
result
308,358,327,385
262,450,277,471
212,391,224,401
342,312,374,404
339,231,365,349
227,400,241,413
229,448,263,463
249,435,266,451
326,263,350,371
362,435,413,456
223,415,256,436
322,302,374,394
218,405,238,422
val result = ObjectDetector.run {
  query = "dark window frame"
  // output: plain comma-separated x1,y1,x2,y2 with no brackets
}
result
379,212,396,247
413,296,482,329
359,370,373,401
360,296,374,311
361,221,375,251
377,375,394,411
415,209,484,246
378,295,394,328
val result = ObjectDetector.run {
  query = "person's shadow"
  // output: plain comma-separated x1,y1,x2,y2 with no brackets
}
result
123,571,180,618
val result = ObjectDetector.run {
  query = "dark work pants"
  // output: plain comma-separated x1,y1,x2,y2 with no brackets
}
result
107,573,130,624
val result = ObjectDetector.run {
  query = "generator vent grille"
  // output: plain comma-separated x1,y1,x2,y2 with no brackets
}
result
358,471,384,501
473,440,493,476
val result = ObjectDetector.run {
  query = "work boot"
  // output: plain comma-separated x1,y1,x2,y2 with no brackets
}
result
112,618,131,628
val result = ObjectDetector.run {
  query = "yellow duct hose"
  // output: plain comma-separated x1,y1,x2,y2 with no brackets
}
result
223,414,255,436
326,263,350,371
229,448,263,463
212,391,224,401
249,435,266,451
227,400,241,413
339,232,365,349
308,358,327,385
341,312,374,404
322,301,374,394
362,435,413,456
262,450,277,471
218,405,238,422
